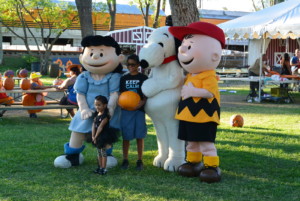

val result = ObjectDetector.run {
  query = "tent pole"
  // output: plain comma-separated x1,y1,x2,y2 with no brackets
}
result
286,38,289,53
258,36,266,103
243,42,246,67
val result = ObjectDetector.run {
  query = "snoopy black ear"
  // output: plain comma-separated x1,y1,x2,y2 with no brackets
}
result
174,38,181,55
140,59,149,69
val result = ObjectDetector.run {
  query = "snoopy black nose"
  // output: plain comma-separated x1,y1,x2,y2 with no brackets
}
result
140,59,149,69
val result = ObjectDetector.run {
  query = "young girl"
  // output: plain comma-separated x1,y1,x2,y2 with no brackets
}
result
92,95,118,175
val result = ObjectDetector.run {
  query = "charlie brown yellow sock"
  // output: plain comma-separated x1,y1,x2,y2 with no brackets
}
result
186,152,202,163
203,156,220,168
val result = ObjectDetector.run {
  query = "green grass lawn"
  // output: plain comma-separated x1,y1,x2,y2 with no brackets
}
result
0,85,299,200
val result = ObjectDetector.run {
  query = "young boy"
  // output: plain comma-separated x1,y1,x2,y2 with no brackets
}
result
119,54,148,170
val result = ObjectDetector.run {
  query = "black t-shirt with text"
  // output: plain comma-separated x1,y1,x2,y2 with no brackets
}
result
119,73,148,111
119,73,148,98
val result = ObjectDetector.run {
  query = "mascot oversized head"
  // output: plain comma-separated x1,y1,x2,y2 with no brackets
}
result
54,35,124,169
169,22,225,183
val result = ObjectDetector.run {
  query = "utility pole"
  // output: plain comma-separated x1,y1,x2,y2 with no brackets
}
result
197,0,202,9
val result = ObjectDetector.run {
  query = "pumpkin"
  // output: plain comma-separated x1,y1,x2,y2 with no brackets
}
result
4,70,14,78
16,69,22,78
19,69,29,78
3,77,15,90
118,91,141,111
52,77,63,86
230,114,244,127
20,78,31,90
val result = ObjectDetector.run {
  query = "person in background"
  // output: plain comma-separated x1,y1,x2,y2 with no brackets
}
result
92,95,118,175
290,49,300,75
280,53,292,89
22,72,53,118
290,49,300,91
56,64,81,118
248,54,269,100
119,54,148,171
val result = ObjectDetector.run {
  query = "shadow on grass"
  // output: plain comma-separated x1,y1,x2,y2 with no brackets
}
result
1,116,299,200
218,139,299,154
218,128,299,153
2,146,299,200
219,127,299,139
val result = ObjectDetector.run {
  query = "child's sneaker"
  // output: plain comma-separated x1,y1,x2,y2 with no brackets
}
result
136,160,143,171
121,159,129,170
93,167,101,174
100,168,107,175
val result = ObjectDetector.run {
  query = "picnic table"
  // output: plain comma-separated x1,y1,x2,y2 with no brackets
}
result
219,76,300,103
216,68,249,77
0,88,78,117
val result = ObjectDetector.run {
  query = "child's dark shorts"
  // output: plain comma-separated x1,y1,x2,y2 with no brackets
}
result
121,110,147,140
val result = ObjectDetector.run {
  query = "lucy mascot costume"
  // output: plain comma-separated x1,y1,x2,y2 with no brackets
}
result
54,35,124,168
169,22,225,183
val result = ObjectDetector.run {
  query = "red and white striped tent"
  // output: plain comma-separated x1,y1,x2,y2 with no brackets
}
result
106,26,155,55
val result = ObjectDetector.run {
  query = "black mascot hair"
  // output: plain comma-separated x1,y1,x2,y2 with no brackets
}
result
166,15,173,26
81,35,122,56
81,35,123,74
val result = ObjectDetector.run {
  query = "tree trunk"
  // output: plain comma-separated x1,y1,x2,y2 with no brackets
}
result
136,0,150,27
107,0,116,31
161,0,166,11
169,0,199,26
153,0,161,28
0,22,3,65
41,50,52,75
75,0,94,38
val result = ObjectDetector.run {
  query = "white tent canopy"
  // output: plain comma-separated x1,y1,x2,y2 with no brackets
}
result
218,0,300,65
218,0,300,101
218,0,300,40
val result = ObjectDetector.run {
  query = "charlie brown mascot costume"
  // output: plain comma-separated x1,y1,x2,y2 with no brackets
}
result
169,22,225,183
54,35,124,168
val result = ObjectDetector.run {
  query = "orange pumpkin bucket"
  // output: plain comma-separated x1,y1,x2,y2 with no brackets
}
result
118,91,141,111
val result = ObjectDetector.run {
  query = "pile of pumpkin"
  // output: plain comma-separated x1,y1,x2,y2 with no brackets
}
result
0,69,31,90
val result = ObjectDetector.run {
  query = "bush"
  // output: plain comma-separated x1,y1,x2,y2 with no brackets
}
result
0,56,28,73
22,54,40,69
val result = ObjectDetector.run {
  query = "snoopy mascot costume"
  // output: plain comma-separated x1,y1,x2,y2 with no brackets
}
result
54,35,124,168
139,26,185,172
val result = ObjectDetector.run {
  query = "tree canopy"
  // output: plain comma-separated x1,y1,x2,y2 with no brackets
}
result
0,0,78,74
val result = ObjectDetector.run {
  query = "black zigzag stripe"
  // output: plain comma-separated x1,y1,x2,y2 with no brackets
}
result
177,98,220,117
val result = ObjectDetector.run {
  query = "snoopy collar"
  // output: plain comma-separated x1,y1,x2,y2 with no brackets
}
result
162,55,177,64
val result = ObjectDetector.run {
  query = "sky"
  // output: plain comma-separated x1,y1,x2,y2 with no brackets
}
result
62,0,264,13
199,0,254,12
89,0,256,12
164,0,255,15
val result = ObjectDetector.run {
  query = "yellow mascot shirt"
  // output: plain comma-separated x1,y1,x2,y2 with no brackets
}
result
175,70,220,124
